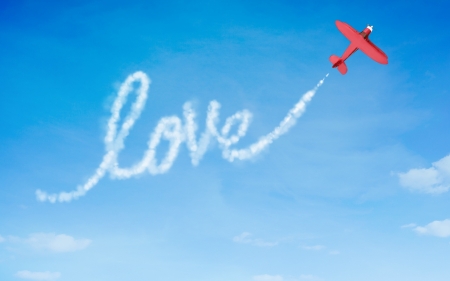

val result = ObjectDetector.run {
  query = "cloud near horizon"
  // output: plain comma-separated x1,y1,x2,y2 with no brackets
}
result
6,233,91,253
233,232,278,247
398,154,450,194
15,271,61,281
401,223,417,228
302,245,325,251
413,219,450,237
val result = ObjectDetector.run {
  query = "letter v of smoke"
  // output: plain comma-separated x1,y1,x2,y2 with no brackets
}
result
36,71,328,203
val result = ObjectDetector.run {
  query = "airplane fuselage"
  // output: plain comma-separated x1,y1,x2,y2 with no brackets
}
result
333,26,373,68
330,21,387,75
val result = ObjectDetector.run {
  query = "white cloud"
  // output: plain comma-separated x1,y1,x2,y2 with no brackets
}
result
253,274,283,281
302,245,325,251
329,250,340,255
233,232,278,247
414,219,450,237
0,235,4,243
233,232,252,244
401,223,417,228
16,271,61,280
398,154,450,194
4,233,91,252
26,233,91,252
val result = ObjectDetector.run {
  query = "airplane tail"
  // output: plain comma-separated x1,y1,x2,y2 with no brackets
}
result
329,55,348,75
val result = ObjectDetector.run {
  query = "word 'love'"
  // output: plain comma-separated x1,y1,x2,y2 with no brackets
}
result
37,71,327,203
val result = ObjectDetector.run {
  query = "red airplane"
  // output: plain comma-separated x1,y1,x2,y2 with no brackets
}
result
330,20,388,75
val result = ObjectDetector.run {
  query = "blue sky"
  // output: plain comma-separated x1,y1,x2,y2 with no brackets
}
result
1,0,450,280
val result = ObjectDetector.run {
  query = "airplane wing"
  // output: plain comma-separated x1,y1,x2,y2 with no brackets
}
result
335,20,388,64
335,20,360,42
364,39,388,64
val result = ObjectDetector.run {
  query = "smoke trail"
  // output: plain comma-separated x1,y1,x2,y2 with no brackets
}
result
36,71,328,203
222,74,329,161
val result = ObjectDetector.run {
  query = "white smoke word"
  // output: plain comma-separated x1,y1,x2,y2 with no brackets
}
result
36,71,328,203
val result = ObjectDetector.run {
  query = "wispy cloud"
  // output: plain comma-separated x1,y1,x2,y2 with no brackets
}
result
5,233,91,252
413,219,450,237
0,235,4,243
398,154,450,194
253,274,283,281
233,232,278,247
26,233,91,252
401,223,417,228
15,271,61,280
302,245,325,251
36,71,328,203
328,250,340,255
